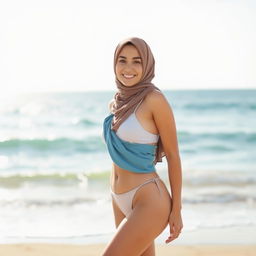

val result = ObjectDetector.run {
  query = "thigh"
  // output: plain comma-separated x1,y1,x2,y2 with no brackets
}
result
111,195,126,228
140,241,155,256
112,195,155,256
103,182,171,256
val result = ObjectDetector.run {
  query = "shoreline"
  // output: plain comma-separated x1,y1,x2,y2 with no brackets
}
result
2,225,256,245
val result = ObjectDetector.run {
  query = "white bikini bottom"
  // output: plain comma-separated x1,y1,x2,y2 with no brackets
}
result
110,177,162,218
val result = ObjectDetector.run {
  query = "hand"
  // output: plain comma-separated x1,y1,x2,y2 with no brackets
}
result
165,210,183,244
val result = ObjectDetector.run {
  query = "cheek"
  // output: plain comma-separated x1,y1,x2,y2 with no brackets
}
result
115,64,123,74
137,67,143,77
115,65,121,76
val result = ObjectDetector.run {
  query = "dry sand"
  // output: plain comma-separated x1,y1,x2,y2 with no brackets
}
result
0,243,255,256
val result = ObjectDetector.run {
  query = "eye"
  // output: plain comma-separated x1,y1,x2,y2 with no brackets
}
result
118,59,126,63
134,61,141,64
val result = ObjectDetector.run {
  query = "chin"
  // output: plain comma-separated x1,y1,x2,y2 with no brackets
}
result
124,79,140,86
118,80,134,86
123,82,137,87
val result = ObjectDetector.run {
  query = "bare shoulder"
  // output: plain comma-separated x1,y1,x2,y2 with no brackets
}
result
145,89,179,159
145,89,171,111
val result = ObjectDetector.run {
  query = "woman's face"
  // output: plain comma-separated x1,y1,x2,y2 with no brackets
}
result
115,44,143,86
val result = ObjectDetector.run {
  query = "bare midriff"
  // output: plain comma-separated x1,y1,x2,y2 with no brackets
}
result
110,161,160,194
110,94,161,194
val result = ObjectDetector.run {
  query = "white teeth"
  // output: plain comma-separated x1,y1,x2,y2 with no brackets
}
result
123,74,135,78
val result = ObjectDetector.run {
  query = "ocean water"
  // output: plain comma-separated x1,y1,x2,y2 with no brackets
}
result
0,89,256,244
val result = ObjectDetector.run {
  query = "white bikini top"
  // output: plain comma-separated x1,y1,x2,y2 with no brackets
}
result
116,99,159,144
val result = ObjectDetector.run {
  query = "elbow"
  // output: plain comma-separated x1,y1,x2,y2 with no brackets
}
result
165,152,180,162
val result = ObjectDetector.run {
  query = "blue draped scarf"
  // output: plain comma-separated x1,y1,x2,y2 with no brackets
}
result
102,113,157,173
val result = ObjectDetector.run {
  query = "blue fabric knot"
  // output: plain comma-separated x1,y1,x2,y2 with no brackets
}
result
103,113,157,173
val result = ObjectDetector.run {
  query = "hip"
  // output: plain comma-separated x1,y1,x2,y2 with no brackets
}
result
111,162,160,194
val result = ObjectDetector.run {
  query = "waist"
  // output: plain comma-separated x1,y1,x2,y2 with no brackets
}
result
111,163,159,193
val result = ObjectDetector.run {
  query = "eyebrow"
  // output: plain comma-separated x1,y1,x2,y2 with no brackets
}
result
118,56,142,60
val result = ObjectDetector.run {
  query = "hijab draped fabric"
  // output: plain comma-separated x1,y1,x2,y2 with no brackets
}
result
110,37,166,164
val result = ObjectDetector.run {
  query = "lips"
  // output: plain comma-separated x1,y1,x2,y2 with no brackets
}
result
122,74,136,79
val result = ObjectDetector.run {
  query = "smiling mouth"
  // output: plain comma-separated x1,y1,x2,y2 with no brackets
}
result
122,74,136,79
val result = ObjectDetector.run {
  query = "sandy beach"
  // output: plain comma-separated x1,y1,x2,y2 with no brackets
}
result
1,91,256,255
0,243,256,256
1,225,256,255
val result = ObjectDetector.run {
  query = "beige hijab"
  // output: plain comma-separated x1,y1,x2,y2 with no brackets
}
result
110,37,166,164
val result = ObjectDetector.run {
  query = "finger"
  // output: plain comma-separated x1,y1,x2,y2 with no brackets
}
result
173,228,180,237
173,225,182,236
169,223,175,236
174,227,182,237
166,224,183,243
165,236,176,243
170,225,177,237
165,230,181,243
166,233,177,242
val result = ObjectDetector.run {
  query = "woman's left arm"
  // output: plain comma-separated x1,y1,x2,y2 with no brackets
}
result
148,90,183,243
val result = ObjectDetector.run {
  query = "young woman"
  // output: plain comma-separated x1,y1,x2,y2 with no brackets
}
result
102,37,183,256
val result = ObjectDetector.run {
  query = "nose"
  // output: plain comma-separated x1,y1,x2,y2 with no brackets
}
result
123,62,134,72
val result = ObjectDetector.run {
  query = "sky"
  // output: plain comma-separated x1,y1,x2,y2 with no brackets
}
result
0,0,255,93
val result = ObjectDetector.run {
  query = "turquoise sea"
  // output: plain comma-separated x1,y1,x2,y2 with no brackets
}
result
0,89,255,244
